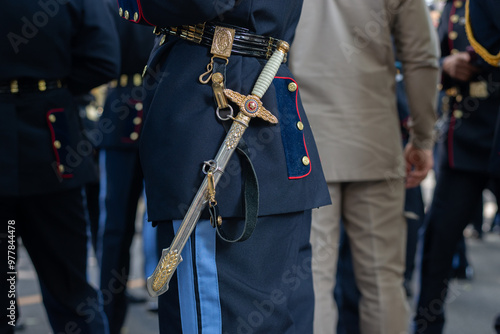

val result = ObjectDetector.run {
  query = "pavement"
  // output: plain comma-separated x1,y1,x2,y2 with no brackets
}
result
10,174,500,334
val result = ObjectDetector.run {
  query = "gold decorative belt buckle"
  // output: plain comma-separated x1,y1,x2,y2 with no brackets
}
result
199,26,236,84
211,26,235,59
469,80,489,98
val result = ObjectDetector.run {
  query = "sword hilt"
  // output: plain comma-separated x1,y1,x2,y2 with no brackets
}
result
252,41,289,98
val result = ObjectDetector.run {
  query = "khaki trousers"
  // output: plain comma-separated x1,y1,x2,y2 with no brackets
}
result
311,180,409,334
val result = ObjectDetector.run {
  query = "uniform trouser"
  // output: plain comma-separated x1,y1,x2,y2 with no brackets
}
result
156,210,314,334
335,185,425,334
0,188,108,334
311,180,409,334
98,149,143,334
413,167,499,334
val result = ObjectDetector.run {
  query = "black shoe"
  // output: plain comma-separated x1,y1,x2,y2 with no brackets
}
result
126,291,147,304
147,301,159,313
451,266,474,280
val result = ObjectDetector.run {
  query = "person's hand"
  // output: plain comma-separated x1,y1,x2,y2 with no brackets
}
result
442,52,479,82
404,143,433,189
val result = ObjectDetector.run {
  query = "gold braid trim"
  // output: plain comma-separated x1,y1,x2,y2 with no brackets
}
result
465,0,500,67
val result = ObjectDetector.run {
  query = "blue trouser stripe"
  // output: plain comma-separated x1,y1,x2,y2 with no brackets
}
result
173,219,222,334
195,221,222,333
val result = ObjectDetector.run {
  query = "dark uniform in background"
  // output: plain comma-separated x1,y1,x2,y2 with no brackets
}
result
414,0,500,333
97,1,156,332
466,1,500,332
113,0,331,333
0,0,119,333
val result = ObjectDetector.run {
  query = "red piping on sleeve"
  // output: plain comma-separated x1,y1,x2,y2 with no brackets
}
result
46,109,73,179
275,76,312,179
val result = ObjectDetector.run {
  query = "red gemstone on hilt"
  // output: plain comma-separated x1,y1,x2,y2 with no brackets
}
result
245,99,258,113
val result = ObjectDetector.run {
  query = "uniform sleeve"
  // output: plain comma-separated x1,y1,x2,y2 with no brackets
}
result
115,0,237,27
68,0,120,94
478,0,500,31
466,0,500,68
392,0,440,150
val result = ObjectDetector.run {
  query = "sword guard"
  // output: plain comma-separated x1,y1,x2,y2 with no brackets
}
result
224,89,278,124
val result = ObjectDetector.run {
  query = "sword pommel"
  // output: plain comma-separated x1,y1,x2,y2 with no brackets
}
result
276,40,289,54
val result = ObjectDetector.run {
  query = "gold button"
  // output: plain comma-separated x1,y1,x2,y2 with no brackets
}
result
450,14,459,24
446,87,458,97
288,82,297,92
451,49,459,55
437,83,443,91
135,102,143,111
142,65,148,78
58,164,65,173
133,73,142,87
124,10,130,20
456,94,463,102
302,156,310,166
118,7,123,17
109,80,118,88
296,121,304,131
10,80,19,94
38,80,46,92
133,12,139,22
449,31,458,40
455,1,462,8
48,114,56,123
159,35,166,46
120,74,128,87
453,110,463,118
53,140,61,149
130,132,139,141
133,117,142,125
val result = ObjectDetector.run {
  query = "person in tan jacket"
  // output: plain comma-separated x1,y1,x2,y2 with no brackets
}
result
289,0,440,333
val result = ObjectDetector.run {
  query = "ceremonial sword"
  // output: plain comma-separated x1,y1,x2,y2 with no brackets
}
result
146,40,290,297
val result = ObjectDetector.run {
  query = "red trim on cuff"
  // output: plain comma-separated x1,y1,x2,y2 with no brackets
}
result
46,108,74,179
275,76,312,180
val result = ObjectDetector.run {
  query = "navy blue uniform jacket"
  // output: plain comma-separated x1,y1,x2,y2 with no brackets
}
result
115,0,331,221
0,0,119,196
438,0,500,174
467,0,500,177
100,0,155,150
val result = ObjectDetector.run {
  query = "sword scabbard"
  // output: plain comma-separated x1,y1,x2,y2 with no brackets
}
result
146,41,289,297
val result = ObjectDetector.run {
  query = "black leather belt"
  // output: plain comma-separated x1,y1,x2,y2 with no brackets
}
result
154,22,286,61
0,79,63,94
